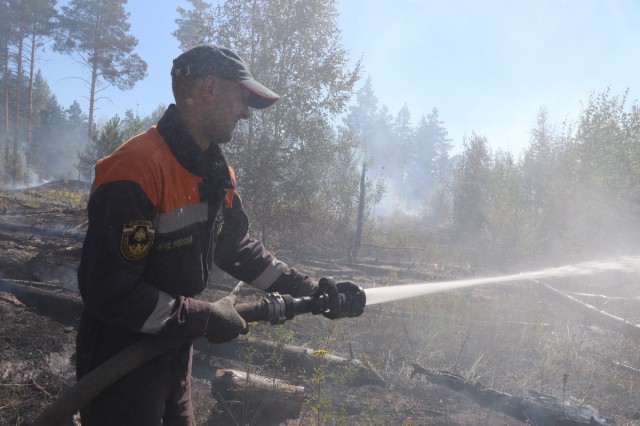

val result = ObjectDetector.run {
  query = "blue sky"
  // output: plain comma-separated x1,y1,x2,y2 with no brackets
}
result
41,0,640,156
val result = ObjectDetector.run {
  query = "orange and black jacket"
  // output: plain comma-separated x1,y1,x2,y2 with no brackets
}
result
77,105,313,357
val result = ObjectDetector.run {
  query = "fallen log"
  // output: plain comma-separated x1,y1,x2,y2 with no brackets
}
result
0,278,82,326
410,364,610,425
533,279,640,340
0,220,85,242
611,360,640,376
198,338,385,386
0,194,35,208
211,368,304,425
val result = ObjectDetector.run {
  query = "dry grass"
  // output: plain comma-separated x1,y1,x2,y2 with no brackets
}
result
0,180,89,211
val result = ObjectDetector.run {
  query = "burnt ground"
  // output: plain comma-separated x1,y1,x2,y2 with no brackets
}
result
2,182,640,425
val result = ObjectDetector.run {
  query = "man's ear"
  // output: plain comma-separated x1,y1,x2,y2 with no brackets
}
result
202,75,219,98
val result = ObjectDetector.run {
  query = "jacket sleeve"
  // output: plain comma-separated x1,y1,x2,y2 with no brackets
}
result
213,192,317,297
78,179,210,339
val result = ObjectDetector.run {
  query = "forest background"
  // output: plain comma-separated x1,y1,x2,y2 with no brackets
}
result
2,0,640,270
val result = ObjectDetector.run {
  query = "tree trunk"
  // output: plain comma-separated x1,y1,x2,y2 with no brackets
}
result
352,163,366,261
14,21,24,164
87,57,98,181
2,37,9,166
0,220,86,242
26,29,36,181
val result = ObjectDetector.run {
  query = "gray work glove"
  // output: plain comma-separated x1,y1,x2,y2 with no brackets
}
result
205,295,248,343
299,279,319,297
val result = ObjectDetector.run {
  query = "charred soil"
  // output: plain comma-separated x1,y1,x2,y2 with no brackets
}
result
1,182,640,425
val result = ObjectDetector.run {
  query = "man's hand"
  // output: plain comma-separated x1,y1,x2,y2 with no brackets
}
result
205,295,248,343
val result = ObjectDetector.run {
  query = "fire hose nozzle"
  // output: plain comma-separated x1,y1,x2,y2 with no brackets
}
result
235,279,366,325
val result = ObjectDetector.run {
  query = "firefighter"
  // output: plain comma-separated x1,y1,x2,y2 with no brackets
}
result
76,44,361,425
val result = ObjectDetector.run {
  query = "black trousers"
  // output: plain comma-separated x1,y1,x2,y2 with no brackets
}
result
76,313,195,426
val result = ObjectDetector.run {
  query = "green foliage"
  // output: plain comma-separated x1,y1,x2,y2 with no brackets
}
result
451,133,492,246
301,369,344,425
95,116,124,157
77,115,127,180
552,89,640,255
406,109,453,206
174,0,215,47
30,88,88,180
5,150,23,186
442,89,640,267
76,134,98,181
486,151,526,263
120,108,159,141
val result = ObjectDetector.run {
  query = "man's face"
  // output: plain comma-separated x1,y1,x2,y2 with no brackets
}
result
204,78,251,144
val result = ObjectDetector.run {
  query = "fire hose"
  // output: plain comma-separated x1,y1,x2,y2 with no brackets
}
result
33,278,366,426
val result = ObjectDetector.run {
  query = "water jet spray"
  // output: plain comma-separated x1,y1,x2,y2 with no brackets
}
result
366,255,640,305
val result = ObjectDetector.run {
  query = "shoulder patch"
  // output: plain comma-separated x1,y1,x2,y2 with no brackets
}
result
120,221,155,262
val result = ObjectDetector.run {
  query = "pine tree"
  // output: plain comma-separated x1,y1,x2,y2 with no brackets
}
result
451,133,492,250
53,0,147,180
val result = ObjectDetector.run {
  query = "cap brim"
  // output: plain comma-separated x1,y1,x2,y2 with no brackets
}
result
239,79,280,109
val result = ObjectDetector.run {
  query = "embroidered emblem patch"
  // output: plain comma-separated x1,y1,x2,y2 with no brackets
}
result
120,221,155,261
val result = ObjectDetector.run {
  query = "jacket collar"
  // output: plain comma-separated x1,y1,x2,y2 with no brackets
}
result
156,104,234,188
